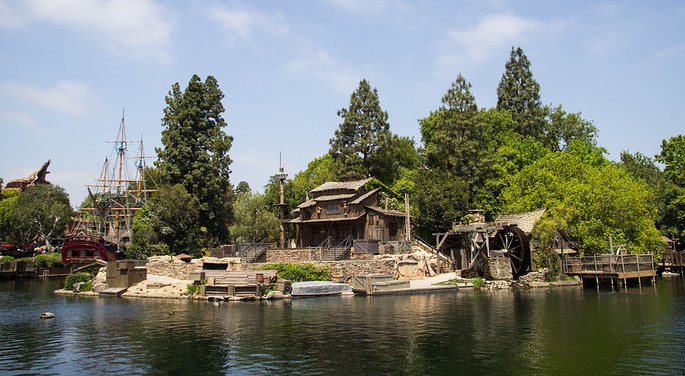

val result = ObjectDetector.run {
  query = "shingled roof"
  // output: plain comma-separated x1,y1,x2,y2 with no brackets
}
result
495,208,546,234
310,178,372,194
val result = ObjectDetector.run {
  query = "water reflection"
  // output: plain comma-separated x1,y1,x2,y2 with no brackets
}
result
1,279,684,375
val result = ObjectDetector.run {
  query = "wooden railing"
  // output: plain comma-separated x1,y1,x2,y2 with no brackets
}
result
563,254,654,274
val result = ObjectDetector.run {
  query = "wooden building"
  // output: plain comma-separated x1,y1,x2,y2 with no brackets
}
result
289,178,407,248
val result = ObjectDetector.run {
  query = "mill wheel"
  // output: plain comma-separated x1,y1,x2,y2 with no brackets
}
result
494,226,531,278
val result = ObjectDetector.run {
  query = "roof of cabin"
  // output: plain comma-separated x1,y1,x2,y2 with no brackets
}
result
310,178,372,194
349,188,380,205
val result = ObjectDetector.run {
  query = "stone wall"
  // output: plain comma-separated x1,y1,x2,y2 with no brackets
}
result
264,249,320,263
146,256,242,280
484,257,513,280
145,249,450,283
249,250,446,283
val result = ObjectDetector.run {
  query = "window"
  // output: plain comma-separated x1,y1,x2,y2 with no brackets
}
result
326,204,341,215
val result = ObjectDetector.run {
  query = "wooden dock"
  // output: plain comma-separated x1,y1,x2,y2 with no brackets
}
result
563,253,655,290
659,250,685,275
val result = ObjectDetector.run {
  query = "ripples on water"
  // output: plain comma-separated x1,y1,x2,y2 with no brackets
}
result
1,278,684,375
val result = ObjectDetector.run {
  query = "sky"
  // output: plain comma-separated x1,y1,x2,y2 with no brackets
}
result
1,0,683,207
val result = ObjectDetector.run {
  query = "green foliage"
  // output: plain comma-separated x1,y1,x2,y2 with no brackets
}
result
82,281,93,292
8,184,72,246
255,263,332,282
544,105,598,151
128,184,204,259
186,283,201,295
421,73,479,173
0,255,15,263
33,252,64,268
504,141,663,256
411,169,469,240
649,136,685,243
329,79,394,183
156,74,234,246
0,189,19,242
470,277,485,288
656,135,685,186
64,272,93,290
497,46,546,142
230,191,280,244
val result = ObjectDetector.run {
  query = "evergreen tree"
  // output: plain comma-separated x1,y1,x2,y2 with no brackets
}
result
156,75,234,246
497,46,546,142
329,79,393,182
420,74,502,210
421,73,479,172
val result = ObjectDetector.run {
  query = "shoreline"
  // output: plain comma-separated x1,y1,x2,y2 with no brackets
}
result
52,270,585,301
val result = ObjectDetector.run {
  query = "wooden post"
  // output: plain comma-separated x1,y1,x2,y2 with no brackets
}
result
404,193,411,243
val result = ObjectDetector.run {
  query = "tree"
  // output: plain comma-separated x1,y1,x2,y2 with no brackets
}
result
653,136,685,243
656,135,685,186
497,46,546,142
8,184,72,248
503,141,663,258
545,105,597,151
156,75,234,246
128,184,204,259
329,79,393,183
411,169,469,240
421,73,479,173
0,189,20,242
230,191,280,244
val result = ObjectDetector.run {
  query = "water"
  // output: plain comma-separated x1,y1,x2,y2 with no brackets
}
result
1,278,684,375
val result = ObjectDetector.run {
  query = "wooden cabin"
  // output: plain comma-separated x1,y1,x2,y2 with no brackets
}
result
289,178,407,248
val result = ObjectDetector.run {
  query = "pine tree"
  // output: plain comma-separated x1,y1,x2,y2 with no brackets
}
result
156,75,234,246
329,79,392,181
497,47,546,142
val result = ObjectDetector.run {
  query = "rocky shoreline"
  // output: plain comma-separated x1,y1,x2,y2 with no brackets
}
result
53,259,581,300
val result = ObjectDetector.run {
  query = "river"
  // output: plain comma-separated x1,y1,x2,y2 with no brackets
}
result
1,277,684,375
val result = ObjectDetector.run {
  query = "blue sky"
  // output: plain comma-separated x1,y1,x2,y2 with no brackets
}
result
1,0,683,207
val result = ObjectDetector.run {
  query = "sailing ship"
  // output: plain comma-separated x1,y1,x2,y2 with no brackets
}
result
62,113,154,264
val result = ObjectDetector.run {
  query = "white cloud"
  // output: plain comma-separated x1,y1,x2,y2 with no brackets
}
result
1,81,95,116
437,14,562,76
207,2,288,41
1,0,172,61
287,49,360,94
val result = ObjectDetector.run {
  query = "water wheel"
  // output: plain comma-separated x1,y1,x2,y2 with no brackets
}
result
493,225,531,278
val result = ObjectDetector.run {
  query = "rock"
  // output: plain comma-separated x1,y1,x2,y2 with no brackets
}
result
40,312,54,319
72,282,85,293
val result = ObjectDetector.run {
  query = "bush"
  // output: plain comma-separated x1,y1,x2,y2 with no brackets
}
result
255,263,332,282
187,283,201,295
64,272,93,290
470,277,485,288
34,252,64,268
0,255,15,263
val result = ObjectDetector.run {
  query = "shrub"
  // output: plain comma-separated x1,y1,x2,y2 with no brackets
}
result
34,253,64,268
470,277,485,288
0,256,15,263
64,272,93,290
255,263,332,282
187,283,201,295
